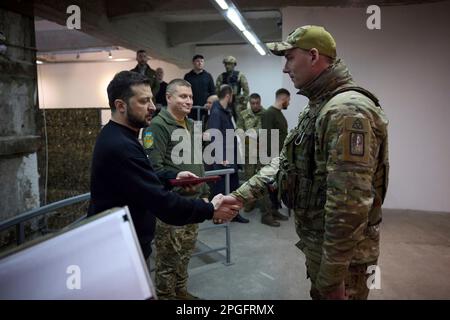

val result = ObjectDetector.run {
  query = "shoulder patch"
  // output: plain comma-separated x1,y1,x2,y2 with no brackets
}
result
143,131,154,149
342,117,370,163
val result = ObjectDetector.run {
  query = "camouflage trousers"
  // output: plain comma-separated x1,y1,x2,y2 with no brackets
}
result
302,245,377,300
154,219,199,299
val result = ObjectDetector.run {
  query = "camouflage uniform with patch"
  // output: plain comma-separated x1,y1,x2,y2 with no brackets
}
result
143,108,208,300
232,59,389,299
216,56,250,120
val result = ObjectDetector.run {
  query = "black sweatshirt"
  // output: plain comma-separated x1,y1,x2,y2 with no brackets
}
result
88,121,214,258
184,69,215,120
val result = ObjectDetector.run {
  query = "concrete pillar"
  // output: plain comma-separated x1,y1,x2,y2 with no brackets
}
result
0,6,41,222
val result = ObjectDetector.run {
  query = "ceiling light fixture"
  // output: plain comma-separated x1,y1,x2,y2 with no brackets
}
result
226,8,245,31
214,0,228,10
210,0,268,56
243,30,257,45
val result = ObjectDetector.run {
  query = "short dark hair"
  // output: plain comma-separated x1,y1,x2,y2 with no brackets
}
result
192,54,204,61
107,71,151,111
218,85,233,99
137,49,146,55
249,93,261,100
275,88,290,98
166,79,192,96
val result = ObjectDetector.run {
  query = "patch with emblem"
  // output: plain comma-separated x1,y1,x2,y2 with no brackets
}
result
350,132,365,156
143,131,154,149
342,117,370,163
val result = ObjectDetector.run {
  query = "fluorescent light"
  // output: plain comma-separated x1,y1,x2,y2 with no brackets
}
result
215,0,228,10
226,8,245,31
243,30,257,45
254,43,266,56
113,58,132,62
36,60,43,64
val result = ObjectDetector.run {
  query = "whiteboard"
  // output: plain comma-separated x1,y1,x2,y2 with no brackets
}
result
0,207,155,300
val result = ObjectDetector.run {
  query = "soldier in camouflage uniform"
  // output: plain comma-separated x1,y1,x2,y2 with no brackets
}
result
232,25,389,300
236,94,265,210
144,79,208,300
236,93,285,227
216,56,249,121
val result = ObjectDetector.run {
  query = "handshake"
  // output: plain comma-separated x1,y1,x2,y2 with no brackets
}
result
176,171,244,224
209,194,243,224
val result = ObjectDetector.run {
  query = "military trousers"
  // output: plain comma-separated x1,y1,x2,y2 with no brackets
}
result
154,219,199,299
303,247,377,300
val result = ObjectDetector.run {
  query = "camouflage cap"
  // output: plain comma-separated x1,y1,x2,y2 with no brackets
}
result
267,25,336,58
223,55,237,64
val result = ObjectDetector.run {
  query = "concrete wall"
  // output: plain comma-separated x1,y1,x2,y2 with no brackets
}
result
280,1,450,212
0,7,41,222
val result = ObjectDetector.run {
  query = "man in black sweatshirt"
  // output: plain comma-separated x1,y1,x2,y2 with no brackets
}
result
88,71,241,259
184,54,215,121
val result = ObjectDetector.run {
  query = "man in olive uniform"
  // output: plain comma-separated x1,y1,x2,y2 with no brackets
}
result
231,25,389,300
130,49,160,98
262,88,290,158
236,93,264,210
143,79,207,300
215,56,249,121
236,93,283,227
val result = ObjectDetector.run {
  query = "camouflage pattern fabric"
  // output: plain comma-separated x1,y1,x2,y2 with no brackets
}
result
216,71,250,117
236,108,268,212
232,59,389,299
154,219,198,299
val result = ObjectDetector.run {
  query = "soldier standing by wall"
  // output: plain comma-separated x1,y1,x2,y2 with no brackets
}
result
231,25,389,300
237,93,283,227
143,79,208,300
215,56,249,121
130,49,159,99
184,54,216,121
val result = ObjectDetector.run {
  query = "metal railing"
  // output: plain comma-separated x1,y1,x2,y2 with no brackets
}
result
0,168,236,265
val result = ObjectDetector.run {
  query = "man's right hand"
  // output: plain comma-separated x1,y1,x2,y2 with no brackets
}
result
210,194,243,223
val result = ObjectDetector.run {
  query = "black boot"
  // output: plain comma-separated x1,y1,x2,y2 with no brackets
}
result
232,213,249,223
272,210,288,221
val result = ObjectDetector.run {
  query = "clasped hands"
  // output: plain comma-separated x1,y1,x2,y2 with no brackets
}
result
176,171,243,224
209,193,243,224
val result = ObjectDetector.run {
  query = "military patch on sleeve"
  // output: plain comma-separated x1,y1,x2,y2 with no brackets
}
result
143,131,154,149
342,117,370,163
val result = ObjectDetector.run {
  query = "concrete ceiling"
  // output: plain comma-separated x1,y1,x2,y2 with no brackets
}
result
4,0,445,67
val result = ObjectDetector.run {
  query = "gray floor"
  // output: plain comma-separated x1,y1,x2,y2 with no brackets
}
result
150,208,450,300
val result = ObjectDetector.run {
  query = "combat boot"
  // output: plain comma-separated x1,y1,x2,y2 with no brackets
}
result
175,289,201,300
261,214,280,227
272,210,288,221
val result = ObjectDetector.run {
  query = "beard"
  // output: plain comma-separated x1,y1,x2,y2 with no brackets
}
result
127,105,150,129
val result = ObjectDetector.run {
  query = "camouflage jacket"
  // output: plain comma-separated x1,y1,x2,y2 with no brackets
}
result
232,59,389,294
216,70,250,111
236,108,265,133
